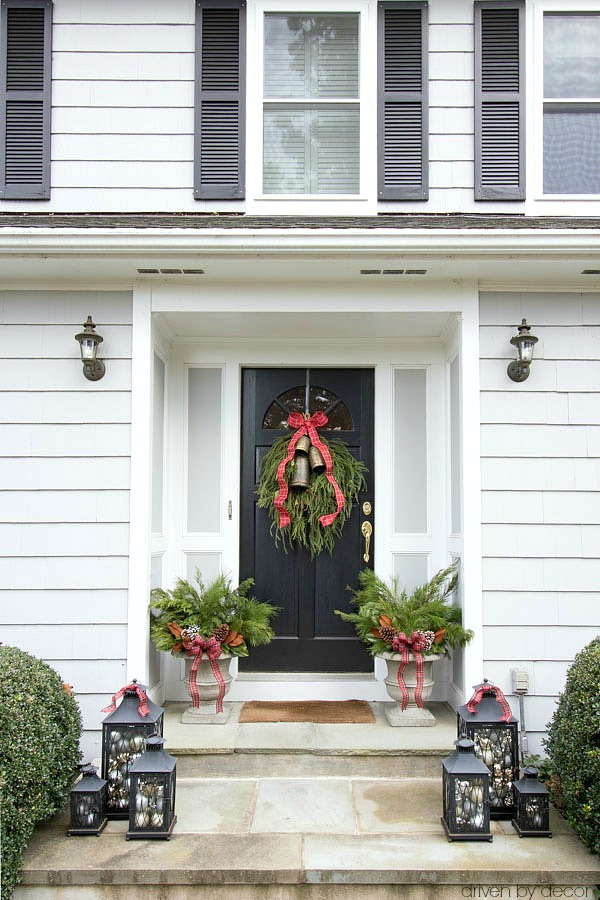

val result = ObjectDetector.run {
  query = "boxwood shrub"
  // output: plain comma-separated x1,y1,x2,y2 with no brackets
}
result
544,636,600,857
0,645,82,900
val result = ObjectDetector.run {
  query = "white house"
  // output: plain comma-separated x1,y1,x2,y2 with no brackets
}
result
0,0,599,762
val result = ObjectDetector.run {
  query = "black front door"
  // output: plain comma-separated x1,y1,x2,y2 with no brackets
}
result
239,368,374,672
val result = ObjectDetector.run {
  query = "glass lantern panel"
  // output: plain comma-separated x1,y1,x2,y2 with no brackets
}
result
104,727,150,813
454,777,487,833
134,776,168,830
72,793,100,829
470,725,516,812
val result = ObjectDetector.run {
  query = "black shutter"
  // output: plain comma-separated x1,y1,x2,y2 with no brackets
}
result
378,1,428,201
194,0,245,199
0,0,52,199
475,0,524,200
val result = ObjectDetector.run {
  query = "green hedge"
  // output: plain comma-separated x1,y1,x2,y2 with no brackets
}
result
0,646,82,900
544,636,600,857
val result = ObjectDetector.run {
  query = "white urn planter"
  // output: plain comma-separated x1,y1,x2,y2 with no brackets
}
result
378,651,438,726
181,654,234,724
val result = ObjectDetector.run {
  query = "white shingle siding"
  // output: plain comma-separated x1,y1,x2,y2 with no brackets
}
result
480,290,600,756
0,290,132,760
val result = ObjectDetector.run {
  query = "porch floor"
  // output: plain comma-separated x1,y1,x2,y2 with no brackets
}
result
16,702,600,899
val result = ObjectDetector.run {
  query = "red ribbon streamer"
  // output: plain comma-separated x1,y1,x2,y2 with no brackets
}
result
466,681,513,723
274,411,345,529
102,683,149,718
186,636,225,714
391,631,429,710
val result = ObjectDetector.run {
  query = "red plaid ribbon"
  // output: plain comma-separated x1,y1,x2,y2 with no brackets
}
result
102,682,149,718
391,631,429,710
186,636,225,714
274,411,345,528
466,680,513,723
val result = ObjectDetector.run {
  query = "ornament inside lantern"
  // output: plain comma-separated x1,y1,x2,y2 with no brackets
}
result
126,734,177,840
68,764,108,836
101,679,164,819
512,766,552,837
457,678,519,818
441,737,492,841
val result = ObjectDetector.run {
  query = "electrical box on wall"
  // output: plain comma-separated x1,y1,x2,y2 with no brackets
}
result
512,667,530,694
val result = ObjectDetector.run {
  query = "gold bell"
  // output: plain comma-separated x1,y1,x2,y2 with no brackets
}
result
308,445,326,474
289,454,310,489
295,435,311,455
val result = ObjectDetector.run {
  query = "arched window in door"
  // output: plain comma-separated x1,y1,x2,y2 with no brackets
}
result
262,383,353,431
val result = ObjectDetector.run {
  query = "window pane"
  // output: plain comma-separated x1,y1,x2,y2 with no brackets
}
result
544,111,600,194
544,15,600,98
392,554,428,593
394,369,427,533
187,368,222,532
264,14,359,99
264,106,359,194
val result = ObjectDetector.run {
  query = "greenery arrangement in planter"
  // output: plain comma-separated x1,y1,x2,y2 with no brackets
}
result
0,645,82,900
149,571,278,722
336,563,473,658
336,564,473,726
257,433,367,557
543,635,600,856
149,570,278,658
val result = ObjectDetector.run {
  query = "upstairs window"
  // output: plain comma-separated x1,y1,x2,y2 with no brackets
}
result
0,0,52,200
262,13,360,195
543,13,600,194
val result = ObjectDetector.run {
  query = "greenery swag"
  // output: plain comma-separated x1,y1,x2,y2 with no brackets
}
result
257,434,367,557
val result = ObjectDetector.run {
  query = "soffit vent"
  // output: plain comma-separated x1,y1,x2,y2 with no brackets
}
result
360,268,427,275
137,268,205,275
581,269,600,275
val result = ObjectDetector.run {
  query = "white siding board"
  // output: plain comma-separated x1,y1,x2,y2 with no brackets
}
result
481,491,544,524
54,658,127,694
0,324,131,358
480,392,568,425
429,53,473,81
429,107,473,134
52,161,192,189
0,625,127,659
52,52,195,80
0,360,131,391
532,661,571,696
481,424,589,457
429,24,472,52
543,492,600,524
52,135,193,162
429,81,473,107
568,393,600,424
557,593,600,625
480,457,600,491
581,294,600,325
53,0,193,24
0,590,128,624
484,556,600,592
52,107,192,134
544,627,599,659
53,80,194,108
483,592,560,627
0,393,131,424
0,424,130,456
0,457,130,490
481,523,585,558
430,161,473,187
0,557,129,590
428,2,473,26
480,294,587,327
480,358,558,391
0,523,130,556
0,491,130,523
429,134,473,160
0,292,132,325
556,361,600,392
53,24,194,53
483,626,596,661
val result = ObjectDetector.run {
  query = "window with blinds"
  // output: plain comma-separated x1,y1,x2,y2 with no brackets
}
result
263,13,360,195
543,13,600,195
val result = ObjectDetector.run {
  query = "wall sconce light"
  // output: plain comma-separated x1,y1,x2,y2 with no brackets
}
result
507,319,538,383
75,316,105,381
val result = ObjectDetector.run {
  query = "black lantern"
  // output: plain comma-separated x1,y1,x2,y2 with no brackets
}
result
75,316,105,381
126,734,177,840
507,319,538,382
457,679,519,819
68,764,108,836
512,767,552,838
101,680,164,819
441,737,492,841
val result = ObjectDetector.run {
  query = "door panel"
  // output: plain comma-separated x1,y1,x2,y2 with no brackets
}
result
240,367,374,672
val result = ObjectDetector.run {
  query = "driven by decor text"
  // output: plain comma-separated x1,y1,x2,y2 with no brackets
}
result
461,888,594,899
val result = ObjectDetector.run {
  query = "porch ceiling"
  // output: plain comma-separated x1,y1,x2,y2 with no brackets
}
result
155,310,454,341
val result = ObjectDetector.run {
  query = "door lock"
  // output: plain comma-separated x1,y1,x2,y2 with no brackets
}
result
361,520,373,563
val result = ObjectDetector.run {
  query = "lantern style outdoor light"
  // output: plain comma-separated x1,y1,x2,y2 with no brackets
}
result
101,680,164,819
68,764,108,836
512,767,552,838
75,316,105,381
457,678,520,819
441,737,492,841
126,734,177,840
507,319,538,382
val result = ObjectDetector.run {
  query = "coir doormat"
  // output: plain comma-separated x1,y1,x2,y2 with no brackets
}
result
238,700,375,724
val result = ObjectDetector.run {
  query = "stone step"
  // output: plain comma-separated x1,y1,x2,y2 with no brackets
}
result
16,774,600,900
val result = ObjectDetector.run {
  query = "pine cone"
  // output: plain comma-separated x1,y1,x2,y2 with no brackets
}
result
213,623,230,642
379,625,397,645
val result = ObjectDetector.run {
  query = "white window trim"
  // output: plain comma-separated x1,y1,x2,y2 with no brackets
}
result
531,0,600,205
246,0,376,208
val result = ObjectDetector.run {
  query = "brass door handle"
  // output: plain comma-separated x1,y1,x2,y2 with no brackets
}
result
361,520,373,563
